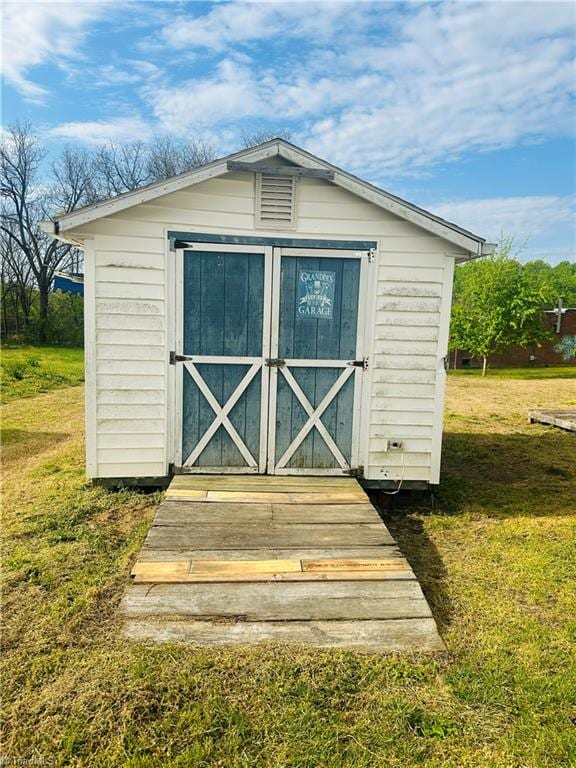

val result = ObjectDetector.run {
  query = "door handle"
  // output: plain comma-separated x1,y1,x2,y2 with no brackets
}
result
265,358,286,367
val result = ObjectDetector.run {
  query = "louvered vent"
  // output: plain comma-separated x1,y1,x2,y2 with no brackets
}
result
256,173,297,229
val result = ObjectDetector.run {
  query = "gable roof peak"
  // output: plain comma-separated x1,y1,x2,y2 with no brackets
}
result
40,138,494,258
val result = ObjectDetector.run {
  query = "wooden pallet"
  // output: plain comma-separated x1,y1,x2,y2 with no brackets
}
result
529,409,576,432
120,475,443,651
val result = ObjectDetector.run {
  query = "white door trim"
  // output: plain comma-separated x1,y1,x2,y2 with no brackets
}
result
266,246,368,475
174,244,272,473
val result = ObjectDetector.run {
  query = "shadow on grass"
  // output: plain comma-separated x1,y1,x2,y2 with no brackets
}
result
1,428,71,465
369,426,575,632
438,429,575,517
375,498,454,632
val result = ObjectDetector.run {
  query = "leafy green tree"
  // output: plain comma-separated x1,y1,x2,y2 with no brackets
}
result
450,243,556,375
523,260,576,307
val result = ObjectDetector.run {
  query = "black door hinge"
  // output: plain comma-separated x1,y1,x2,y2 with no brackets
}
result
349,357,368,370
344,466,364,477
169,352,193,365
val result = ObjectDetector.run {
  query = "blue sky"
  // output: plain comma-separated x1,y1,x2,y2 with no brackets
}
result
2,0,575,263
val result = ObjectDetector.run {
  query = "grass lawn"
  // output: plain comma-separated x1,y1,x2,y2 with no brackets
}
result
1,360,575,767
1,345,84,403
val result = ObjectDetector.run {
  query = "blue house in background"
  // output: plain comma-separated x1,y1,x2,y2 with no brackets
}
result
53,271,84,296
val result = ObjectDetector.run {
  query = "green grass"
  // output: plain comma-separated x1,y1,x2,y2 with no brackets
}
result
1,362,575,767
1,345,84,402
448,366,576,379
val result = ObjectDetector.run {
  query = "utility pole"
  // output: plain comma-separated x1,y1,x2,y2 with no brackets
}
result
555,297,563,334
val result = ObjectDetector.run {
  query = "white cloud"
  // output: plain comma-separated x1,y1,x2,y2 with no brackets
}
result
2,0,111,102
305,2,576,174
160,2,369,51
144,59,264,133
147,1,575,177
82,59,163,88
49,116,153,145
143,58,380,136
428,195,575,243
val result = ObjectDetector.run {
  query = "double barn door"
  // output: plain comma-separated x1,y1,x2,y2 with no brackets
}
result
175,243,368,475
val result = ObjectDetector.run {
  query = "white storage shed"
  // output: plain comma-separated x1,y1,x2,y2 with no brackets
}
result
42,139,493,489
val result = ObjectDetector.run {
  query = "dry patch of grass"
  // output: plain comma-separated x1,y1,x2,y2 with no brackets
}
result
1,372,575,767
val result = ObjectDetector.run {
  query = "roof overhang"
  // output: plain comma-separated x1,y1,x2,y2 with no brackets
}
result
40,138,495,258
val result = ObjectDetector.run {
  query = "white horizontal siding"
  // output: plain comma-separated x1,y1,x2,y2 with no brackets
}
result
98,432,165,448
72,173,462,480
97,462,166,477
96,314,164,331
98,403,165,418
371,397,436,412
375,340,438,356
95,298,163,315
97,389,165,404
95,282,165,300
370,424,434,439
96,360,164,375
97,344,164,361
373,356,436,372
97,374,164,390
90,231,168,477
379,264,444,283
374,326,439,341
372,382,436,397
98,418,165,433
377,311,441,327
366,251,452,484
96,329,164,346
95,251,164,269
376,297,442,313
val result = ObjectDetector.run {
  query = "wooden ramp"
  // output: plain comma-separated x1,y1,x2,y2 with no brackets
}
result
529,409,576,432
120,476,443,652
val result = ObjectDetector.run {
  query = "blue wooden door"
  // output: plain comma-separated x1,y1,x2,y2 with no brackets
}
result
178,246,270,472
267,248,365,474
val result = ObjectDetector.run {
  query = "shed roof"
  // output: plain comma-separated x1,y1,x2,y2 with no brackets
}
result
41,138,494,257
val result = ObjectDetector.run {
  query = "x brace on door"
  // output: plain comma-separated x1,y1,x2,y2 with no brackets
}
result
181,359,262,468
274,365,355,471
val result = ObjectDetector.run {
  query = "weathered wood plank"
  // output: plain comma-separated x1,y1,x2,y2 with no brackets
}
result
191,559,302,574
164,489,368,503
132,561,190,576
132,556,412,583
302,558,411,572
120,581,430,621
132,570,414,584
123,618,445,651
143,523,395,549
271,503,381,524
170,475,359,489
154,502,273,525
154,501,380,526
529,408,576,432
137,546,404,562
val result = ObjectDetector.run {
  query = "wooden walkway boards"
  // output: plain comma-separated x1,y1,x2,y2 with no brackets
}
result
529,409,576,432
120,476,443,652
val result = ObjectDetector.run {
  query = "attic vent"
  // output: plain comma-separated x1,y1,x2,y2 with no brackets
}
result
255,173,297,229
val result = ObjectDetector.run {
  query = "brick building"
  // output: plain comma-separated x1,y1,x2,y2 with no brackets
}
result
452,306,576,369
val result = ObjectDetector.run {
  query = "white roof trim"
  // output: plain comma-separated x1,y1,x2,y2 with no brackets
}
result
44,138,494,256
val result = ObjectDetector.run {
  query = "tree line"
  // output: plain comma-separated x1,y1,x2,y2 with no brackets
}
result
450,241,576,374
1,124,290,343
2,124,573,360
